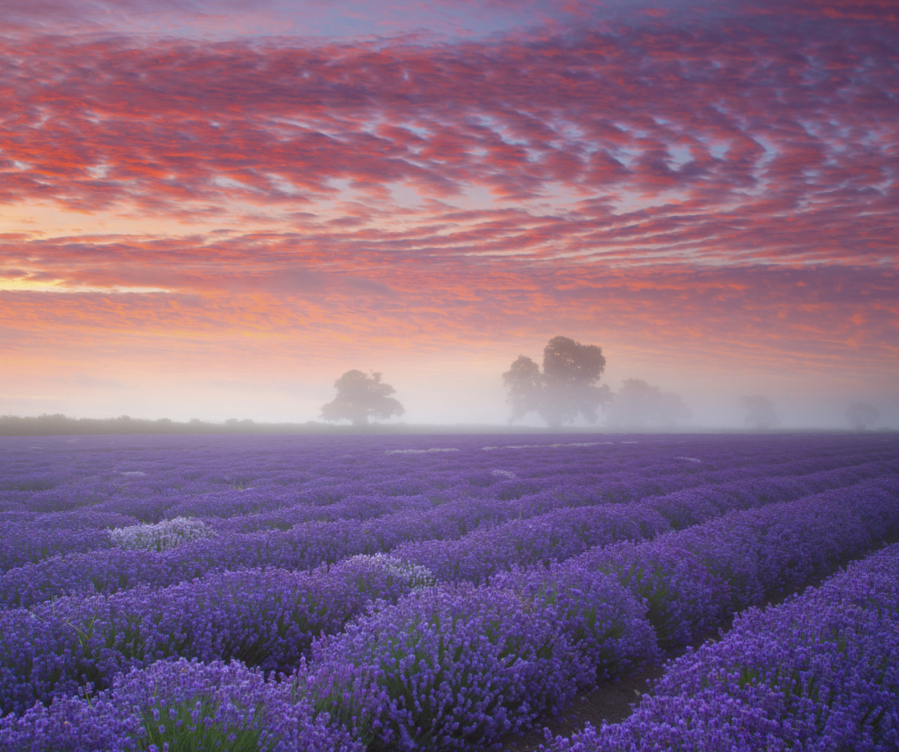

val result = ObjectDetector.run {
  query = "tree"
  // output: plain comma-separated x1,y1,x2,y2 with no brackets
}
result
606,379,691,429
320,370,405,427
740,394,778,430
502,336,611,428
846,402,879,431
503,355,543,423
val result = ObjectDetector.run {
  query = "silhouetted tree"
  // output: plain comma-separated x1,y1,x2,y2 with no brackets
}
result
320,370,405,427
502,336,611,428
504,355,544,423
846,401,879,431
740,394,778,430
606,379,691,429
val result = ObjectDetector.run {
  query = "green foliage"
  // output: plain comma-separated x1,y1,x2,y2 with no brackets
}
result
137,697,269,752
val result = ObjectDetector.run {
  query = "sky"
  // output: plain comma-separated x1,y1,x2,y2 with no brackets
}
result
1,0,897,428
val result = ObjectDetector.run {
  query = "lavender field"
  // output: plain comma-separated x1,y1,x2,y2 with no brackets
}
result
0,432,897,751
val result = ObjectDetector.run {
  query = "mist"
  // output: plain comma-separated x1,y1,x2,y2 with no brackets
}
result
3,361,896,433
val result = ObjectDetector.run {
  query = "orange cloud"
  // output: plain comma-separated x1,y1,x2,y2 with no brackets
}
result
0,2,896,413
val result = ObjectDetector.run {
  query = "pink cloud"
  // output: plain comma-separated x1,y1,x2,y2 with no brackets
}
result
0,1,896,402
0,13,892,240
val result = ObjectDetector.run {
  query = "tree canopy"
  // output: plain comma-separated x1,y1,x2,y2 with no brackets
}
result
320,370,405,427
606,379,691,429
846,402,879,431
740,394,778,430
503,336,611,427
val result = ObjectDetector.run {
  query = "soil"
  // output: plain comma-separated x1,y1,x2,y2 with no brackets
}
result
498,532,899,751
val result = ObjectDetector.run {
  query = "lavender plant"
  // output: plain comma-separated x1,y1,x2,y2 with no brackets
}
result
327,553,436,592
108,516,215,552
547,543,899,752
574,538,720,648
0,658,361,752
392,503,670,583
490,563,659,684
571,477,899,647
306,582,580,751
0,431,897,751
3,437,889,609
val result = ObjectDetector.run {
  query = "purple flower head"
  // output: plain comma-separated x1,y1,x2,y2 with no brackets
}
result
306,582,579,750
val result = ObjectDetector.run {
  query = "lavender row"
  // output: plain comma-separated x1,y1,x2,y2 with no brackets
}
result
1,461,881,610
0,555,431,716
0,468,697,576
0,440,844,568
0,466,702,572
548,542,899,752
0,658,361,752
151,444,899,530
2,475,897,748
3,471,885,717
0,434,718,516
0,510,138,571
0,494,618,609
0,471,709,712
157,467,692,522
1,433,893,573
573,476,899,648
0,492,613,606
198,449,865,536
302,477,899,751
0,575,647,752
391,463,890,584
197,469,693,533
303,573,656,751
4,450,882,573
0,435,747,569
3,434,893,521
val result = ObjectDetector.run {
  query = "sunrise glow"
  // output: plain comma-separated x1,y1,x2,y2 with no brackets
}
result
1,0,896,427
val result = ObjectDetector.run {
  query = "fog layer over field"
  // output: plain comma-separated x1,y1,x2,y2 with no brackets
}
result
3,367,895,431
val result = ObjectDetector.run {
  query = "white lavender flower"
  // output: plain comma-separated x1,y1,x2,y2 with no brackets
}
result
341,552,436,590
108,517,214,552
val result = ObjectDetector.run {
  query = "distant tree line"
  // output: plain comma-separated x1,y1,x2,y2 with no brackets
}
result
502,336,690,429
738,397,881,432
606,379,691,429
0,414,321,437
740,395,779,430
503,336,611,428
846,402,879,431
2,342,887,434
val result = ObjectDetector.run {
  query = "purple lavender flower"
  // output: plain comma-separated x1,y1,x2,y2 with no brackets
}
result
491,563,659,684
305,582,579,750
546,543,899,752
0,658,361,752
